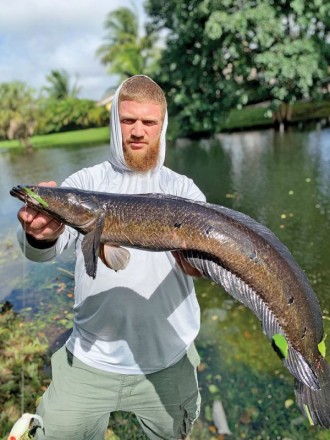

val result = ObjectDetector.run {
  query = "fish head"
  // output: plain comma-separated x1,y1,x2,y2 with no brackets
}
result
10,185,101,230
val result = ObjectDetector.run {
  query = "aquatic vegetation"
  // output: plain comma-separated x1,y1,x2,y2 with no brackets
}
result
0,302,48,438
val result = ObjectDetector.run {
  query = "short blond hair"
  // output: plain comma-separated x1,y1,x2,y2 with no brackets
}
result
119,76,167,119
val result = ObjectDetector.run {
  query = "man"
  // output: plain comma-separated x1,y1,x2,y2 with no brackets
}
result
17,75,206,439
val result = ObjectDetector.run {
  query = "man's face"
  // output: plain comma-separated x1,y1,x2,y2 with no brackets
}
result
119,100,163,172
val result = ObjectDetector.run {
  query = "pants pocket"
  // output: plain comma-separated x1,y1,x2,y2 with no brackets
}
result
179,386,201,438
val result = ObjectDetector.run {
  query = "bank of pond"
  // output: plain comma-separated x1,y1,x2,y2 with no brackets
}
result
0,99,329,151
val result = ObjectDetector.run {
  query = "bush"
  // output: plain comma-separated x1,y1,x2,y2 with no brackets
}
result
36,97,109,135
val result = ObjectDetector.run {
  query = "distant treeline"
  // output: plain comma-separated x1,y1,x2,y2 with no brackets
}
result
1,0,330,147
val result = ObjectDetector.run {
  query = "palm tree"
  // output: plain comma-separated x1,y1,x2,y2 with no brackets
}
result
44,70,81,100
0,82,37,149
96,6,159,81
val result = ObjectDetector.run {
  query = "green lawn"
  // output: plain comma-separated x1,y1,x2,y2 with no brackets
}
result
221,99,330,131
0,126,110,150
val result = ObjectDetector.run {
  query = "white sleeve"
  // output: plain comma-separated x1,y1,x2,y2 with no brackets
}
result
16,225,77,262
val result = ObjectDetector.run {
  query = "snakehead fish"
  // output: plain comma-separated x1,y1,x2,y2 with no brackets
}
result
10,185,330,428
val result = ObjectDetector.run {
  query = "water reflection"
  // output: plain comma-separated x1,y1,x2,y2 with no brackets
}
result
217,130,272,189
306,128,330,201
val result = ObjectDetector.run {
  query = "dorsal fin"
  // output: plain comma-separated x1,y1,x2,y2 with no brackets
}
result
183,250,320,389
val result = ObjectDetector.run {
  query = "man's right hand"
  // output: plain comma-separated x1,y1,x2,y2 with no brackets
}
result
17,181,65,242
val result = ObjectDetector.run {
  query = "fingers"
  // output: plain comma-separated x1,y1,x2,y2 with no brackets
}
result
18,205,39,224
27,218,64,241
18,205,64,241
38,181,57,187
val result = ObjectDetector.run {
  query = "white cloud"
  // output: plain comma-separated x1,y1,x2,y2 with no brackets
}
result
0,0,146,100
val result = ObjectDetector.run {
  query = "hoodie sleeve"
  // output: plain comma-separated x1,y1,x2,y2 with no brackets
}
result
16,225,77,262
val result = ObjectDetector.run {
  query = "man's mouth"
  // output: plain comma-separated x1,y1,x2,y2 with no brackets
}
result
129,141,147,150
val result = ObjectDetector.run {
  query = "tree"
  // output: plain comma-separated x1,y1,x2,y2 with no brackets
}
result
44,69,81,100
146,0,330,135
36,98,109,134
0,82,37,148
96,6,159,81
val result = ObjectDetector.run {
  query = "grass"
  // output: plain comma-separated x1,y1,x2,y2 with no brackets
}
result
290,100,330,122
222,105,272,131
0,126,110,150
222,99,330,131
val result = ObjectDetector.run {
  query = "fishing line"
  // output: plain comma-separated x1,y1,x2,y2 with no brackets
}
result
20,204,28,415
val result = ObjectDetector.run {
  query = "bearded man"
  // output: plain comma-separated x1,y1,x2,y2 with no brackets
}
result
16,75,206,440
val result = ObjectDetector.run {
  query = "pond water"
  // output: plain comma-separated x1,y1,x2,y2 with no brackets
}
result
1,127,330,439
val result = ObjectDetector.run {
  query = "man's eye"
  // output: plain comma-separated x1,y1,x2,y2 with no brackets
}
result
122,119,135,124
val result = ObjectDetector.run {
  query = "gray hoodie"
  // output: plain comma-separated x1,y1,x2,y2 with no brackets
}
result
18,76,206,374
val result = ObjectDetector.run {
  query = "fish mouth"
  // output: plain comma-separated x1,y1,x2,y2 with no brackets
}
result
10,186,30,203
10,185,99,230
10,185,48,208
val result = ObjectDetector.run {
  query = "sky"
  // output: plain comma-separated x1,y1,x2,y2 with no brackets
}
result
0,0,145,101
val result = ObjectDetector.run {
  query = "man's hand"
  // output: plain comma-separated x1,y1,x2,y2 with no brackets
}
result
171,251,203,278
17,181,64,242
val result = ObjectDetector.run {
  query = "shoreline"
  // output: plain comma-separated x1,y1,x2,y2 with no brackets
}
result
0,99,329,150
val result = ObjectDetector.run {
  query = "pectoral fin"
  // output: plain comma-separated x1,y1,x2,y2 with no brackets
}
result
99,244,131,271
81,213,105,279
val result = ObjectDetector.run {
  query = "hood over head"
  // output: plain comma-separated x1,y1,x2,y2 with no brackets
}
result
109,75,168,173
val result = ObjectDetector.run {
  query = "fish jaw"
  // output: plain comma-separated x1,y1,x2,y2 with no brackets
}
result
10,185,101,232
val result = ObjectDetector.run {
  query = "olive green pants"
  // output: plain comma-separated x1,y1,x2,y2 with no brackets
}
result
35,346,201,440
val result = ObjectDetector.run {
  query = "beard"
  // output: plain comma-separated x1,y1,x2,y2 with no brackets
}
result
123,138,161,172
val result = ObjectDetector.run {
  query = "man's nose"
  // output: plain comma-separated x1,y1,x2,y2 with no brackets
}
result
131,121,144,137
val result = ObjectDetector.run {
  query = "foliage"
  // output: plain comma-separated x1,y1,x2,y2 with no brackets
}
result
36,97,109,134
43,69,81,100
146,0,330,136
0,82,38,147
0,302,48,438
96,6,160,81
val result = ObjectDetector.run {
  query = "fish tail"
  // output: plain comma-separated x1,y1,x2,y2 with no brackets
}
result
294,359,330,428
